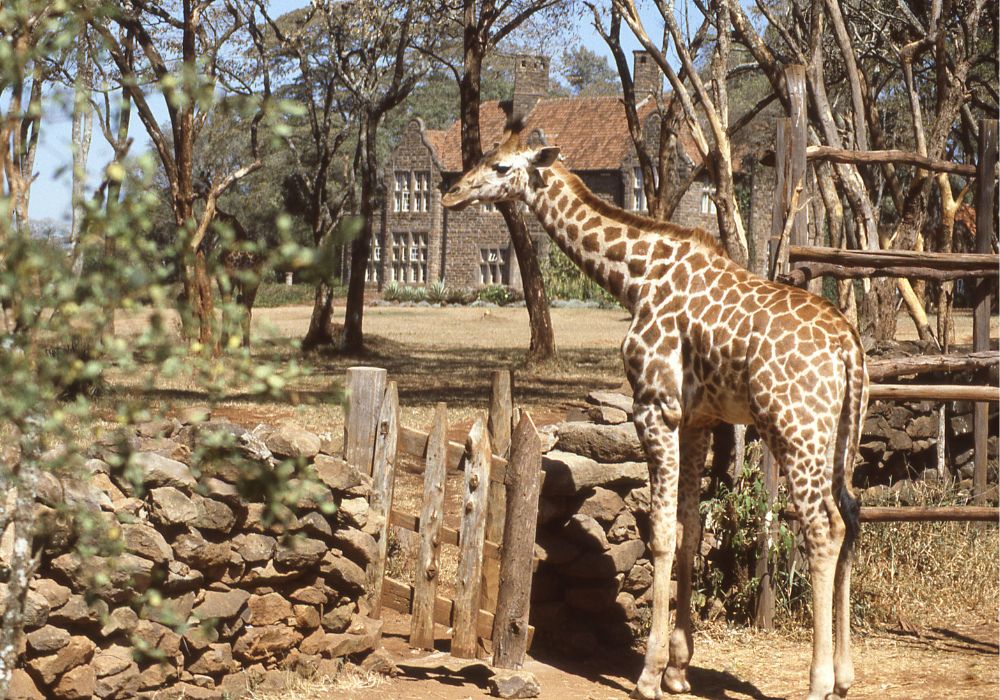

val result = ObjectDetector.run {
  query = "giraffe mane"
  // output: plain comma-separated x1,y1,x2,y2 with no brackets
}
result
552,163,728,258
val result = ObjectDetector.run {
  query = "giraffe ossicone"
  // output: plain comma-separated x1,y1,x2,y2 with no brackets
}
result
444,123,870,700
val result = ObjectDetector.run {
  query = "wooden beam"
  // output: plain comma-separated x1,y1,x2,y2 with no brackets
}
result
493,412,543,669
344,367,387,476
869,384,998,402
867,351,999,382
788,245,999,271
451,417,492,659
973,119,998,507
804,145,978,177
782,262,997,285
368,382,399,618
782,506,998,522
410,403,448,650
482,370,513,618
388,510,503,563
382,576,498,642
398,425,509,484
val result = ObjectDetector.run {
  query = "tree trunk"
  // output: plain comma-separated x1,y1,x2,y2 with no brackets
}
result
303,282,338,350
343,115,379,354
458,24,556,362
498,203,556,361
70,34,93,278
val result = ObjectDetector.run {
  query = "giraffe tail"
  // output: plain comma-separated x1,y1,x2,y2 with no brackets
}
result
835,337,868,556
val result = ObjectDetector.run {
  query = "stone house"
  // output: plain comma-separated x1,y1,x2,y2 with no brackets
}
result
370,52,737,291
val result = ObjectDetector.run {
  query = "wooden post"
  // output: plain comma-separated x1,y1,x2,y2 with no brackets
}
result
492,413,542,669
753,448,778,629
481,370,513,618
368,382,399,617
452,417,492,659
410,403,448,650
769,117,790,279
344,367,387,475
973,119,998,506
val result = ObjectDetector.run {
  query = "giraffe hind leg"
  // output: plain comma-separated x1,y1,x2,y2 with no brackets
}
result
662,426,711,695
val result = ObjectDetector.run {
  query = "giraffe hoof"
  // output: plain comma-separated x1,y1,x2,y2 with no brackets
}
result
662,669,691,694
630,683,663,700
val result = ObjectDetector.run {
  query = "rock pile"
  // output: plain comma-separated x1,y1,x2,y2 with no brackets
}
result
8,414,382,700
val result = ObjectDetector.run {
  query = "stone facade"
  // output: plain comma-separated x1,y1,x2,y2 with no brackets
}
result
371,52,743,292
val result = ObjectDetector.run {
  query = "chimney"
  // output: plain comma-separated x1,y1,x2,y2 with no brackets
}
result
513,54,549,120
632,50,662,102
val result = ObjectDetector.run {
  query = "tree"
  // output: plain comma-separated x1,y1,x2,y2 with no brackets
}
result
558,45,619,95
86,0,268,350
433,0,567,363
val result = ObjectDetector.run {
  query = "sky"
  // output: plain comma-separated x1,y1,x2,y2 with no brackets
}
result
28,2,663,224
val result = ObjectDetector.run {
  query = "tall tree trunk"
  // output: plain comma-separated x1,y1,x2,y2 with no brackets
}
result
459,21,556,362
102,87,132,336
303,282,337,350
70,33,93,278
343,115,379,354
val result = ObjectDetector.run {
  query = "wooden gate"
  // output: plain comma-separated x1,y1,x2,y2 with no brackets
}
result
345,366,542,666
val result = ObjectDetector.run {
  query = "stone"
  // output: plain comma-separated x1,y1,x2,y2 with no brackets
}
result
586,390,634,416
950,413,973,436
537,427,559,453
189,643,236,676
295,511,333,540
233,625,303,661
274,536,327,569
49,594,105,626
92,645,133,678
247,593,295,626
624,560,653,594
203,477,241,503
138,661,177,690
360,648,399,677
888,430,913,452
534,533,581,566
294,604,321,629
555,422,644,462
94,661,140,699
313,454,364,491
31,578,70,610
242,560,300,586
321,603,354,633
218,671,251,699
134,437,189,462
27,635,96,685
192,495,237,533
289,583,329,606
338,497,369,529
564,581,621,612
561,539,645,579
90,472,126,504
52,665,96,699
489,670,541,699
232,533,276,565
542,451,647,496
173,533,232,571
134,619,181,657
8,669,44,700
264,423,321,459
19,589,50,629
578,487,626,524
164,560,204,592
624,486,649,514
148,487,198,526
907,415,939,439
322,552,367,595
607,510,639,543
332,528,378,567
587,405,629,425
133,452,196,489
26,625,70,653
560,514,610,551
192,588,250,621
122,522,173,564
141,591,195,626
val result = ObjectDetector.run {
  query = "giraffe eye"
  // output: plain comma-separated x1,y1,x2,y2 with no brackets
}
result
493,164,510,174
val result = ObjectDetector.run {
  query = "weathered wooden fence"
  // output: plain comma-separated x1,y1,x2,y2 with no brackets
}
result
756,66,999,627
347,366,542,667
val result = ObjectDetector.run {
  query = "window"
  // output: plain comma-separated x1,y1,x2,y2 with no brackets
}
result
700,184,717,215
480,247,508,285
413,171,430,212
394,172,411,212
390,231,428,284
631,167,646,212
366,239,382,283
481,201,497,213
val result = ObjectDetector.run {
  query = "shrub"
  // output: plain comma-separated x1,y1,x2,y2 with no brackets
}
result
541,247,618,307
426,281,449,304
446,287,476,305
477,284,517,305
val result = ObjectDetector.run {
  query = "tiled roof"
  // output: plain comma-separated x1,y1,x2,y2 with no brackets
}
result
424,96,696,173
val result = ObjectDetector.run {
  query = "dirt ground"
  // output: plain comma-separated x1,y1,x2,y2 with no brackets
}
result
110,304,999,700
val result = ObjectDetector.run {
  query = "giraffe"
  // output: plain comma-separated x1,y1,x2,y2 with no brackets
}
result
442,126,868,700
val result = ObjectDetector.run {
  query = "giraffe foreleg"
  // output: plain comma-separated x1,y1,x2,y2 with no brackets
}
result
631,400,682,700
662,426,710,695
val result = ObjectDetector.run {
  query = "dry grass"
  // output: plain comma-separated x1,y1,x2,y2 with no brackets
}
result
247,666,388,700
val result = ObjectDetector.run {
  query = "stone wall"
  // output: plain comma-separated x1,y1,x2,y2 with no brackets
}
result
8,416,382,700
529,383,999,653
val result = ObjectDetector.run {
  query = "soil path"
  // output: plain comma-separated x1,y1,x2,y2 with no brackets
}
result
319,611,997,700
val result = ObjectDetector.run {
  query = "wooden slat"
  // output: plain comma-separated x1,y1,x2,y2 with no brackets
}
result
782,506,999,522
788,245,1000,271
869,384,998,402
368,382,399,618
388,510,503,563
344,367,387,475
493,412,543,668
382,576,515,643
482,370,513,618
410,403,448,650
451,417,492,658
867,351,999,382
973,119,997,506
398,425,509,484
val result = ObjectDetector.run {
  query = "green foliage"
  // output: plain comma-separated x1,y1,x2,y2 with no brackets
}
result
477,284,520,305
255,283,342,308
556,46,620,96
426,280,449,304
382,282,428,303
696,450,794,623
541,247,618,307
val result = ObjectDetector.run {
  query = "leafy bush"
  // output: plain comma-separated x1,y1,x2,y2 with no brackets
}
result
426,280,449,304
446,287,477,305
477,284,518,305
541,246,618,307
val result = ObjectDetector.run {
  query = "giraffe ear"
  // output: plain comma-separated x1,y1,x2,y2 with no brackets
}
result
531,147,560,168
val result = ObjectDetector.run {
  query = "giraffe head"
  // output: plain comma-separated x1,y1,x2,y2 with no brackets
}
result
442,127,560,211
